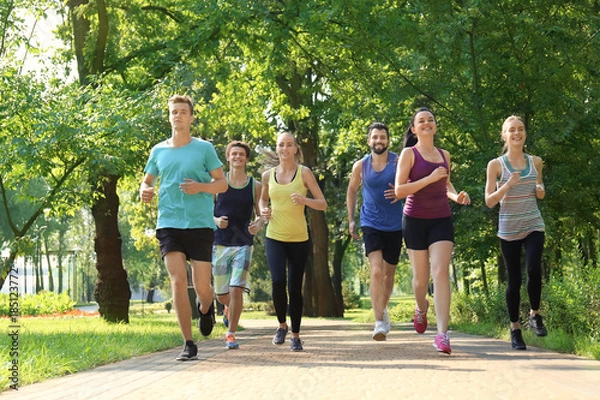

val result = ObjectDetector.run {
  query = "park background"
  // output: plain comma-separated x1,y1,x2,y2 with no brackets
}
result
1,0,599,367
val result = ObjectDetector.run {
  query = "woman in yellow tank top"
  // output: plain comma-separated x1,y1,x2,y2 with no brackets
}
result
259,132,327,352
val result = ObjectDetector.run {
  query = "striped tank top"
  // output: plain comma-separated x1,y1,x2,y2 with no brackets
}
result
497,154,545,241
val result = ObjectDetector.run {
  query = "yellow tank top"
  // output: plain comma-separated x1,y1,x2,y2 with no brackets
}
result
266,165,308,242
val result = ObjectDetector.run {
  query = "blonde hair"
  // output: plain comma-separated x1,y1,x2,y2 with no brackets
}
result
501,115,525,153
258,132,304,170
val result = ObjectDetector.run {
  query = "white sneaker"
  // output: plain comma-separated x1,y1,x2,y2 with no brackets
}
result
383,308,391,334
372,321,387,341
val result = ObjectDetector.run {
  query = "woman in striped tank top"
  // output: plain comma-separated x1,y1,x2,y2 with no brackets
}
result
485,115,547,351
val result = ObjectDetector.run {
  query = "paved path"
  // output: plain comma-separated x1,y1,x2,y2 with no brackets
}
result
3,318,599,399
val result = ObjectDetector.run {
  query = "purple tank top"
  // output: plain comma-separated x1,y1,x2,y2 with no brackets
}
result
403,147,451,219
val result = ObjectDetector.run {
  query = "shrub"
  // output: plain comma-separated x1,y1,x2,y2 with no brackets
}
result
0,291,75,317
244,301,272,312
545,268,600,339
389,301,415,323
342,282,361,310
452,286,507,326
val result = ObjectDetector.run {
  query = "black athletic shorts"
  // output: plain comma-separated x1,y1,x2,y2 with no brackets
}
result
156,228,214,262
361,226,403,265
402,215,454,250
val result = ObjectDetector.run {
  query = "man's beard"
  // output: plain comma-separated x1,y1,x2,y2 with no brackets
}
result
372,145,388,155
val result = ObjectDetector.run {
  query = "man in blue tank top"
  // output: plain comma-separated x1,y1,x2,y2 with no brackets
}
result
347,122,404,341
213,141,265,349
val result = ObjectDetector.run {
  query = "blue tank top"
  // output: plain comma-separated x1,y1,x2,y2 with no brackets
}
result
403,147,451,219
214,175,255,246
360,152,403,231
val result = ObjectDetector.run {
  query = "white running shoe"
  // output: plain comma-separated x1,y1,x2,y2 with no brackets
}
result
372,321,387,341
383,308,391,334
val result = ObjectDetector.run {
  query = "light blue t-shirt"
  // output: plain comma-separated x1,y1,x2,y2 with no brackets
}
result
144,137,223,230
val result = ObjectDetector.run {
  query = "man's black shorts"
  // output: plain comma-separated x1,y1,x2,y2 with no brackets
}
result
156,228,214,262
361,226,403,265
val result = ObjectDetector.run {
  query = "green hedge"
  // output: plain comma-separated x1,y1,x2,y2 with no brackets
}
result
0,291,74,317
451,265,600,341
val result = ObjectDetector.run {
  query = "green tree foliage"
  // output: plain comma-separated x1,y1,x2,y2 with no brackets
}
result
0,71,88,287
1,0,598,324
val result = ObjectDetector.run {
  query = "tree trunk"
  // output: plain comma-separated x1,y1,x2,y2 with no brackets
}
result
43,234,54,292
0,251,18,293
307,210,342,316
146,289,155,303
91,173,131,323
35,241,43,292
299,122,342,318
479,261,488,296
497,254,505,285
69,0,129,322
332,236,352,314
275,69,342,317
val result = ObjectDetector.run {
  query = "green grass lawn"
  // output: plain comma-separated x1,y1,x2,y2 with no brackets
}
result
1,311,225,391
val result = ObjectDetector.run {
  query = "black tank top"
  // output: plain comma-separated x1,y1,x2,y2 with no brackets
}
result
214,176,255,246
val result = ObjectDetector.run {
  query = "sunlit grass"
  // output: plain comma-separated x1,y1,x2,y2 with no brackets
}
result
0,312,225,391
451,316,600,360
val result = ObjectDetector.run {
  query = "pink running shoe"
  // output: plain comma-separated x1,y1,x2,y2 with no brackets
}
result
413,299,429,334
434,332,451,354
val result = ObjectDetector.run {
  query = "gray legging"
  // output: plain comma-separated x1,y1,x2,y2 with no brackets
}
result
265,237,310,334
500,231,545,323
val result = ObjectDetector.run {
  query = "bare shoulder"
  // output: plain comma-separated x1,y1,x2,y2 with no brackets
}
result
351,158,364,171
301,165,317,179
399,147,414,159
348,158,364,184
486,157,502,173
261,169,271,183
487,157,500,168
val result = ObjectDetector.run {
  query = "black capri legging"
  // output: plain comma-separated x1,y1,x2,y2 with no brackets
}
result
265,237,310,334
500,231,545,323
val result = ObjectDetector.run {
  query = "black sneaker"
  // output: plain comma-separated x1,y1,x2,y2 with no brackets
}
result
510,328,527,350
528,314,548,337
290,337,303,352
272,327,288,345
198,300,215,337
175,342,198,361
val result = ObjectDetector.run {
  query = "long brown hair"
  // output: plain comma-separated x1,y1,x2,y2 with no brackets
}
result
403,107,435,148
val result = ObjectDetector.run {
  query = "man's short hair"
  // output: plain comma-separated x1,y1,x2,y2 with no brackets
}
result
226,141,252,159
168,95,194,115
367,122,389,138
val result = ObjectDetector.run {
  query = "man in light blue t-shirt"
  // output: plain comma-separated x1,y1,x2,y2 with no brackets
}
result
140,95,227,361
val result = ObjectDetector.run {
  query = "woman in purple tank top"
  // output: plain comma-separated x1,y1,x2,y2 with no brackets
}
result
394,107,470,354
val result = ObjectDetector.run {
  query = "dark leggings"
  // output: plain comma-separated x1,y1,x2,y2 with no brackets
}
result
500,231,545,323
265,238,310,334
